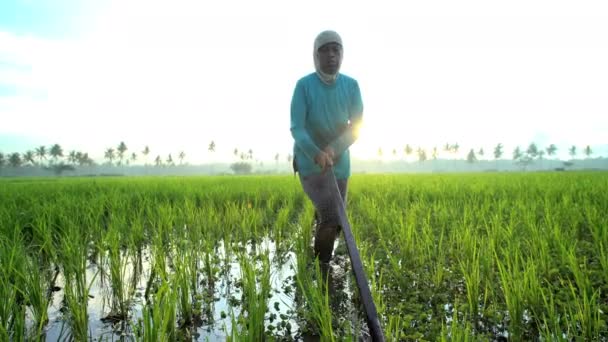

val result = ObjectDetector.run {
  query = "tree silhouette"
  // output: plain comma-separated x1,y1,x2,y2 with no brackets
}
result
432,146,438,160
248,149,253,160
526,143,539,159
49,144,63,164
131,153,137,164
142,146,150,166
117,142,127,166
569,145,577,159
451,143,460,155
67,150,78,165
23,150,35,166
0,153,5,169
513,146,523,161
493,143,503,160
417,147,427,162
584,145,592,158
35,145,47,166
166,154,174,166
9,153,22,167
178,151,185,165
467,149,477,163
208,141,216,152
154,155,162,166
478,148,484,159
404,145,413,160
104,148,116,166
546,144,557,159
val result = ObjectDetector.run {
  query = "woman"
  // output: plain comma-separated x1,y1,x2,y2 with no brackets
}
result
290,30,364,265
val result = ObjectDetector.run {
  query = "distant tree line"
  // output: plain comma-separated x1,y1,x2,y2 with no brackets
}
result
0,140,599,175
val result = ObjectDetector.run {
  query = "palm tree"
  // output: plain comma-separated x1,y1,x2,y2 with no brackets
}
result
68,150,78,165
154,155,162,166
117,142,127,166
274,153,280,166
77,152,94,166
584,145,592,158
23,150,35,166
432,146,438,160
142,146,150,166
451,143,460,156
494,143,503,169
9,153,22,167
546,144,557,159
49,144,63,164
569,145,577,159
417,147,427,162
166,154,174,166
493,143,503,159
477,148,484,159
35,145,47,166
178,151,185,165
208,141,216,153
404,145,413,161
104,148,116,166
233,148,239,159
130,153,137,165
467,149,477,163
513,146,523,161
526,143,539,159
247,149,253,160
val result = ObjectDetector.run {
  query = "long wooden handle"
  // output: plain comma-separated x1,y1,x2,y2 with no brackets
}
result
328,169,385,341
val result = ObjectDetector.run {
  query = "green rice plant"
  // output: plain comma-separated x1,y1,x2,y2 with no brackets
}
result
17,254,51,339
565,281,604,340
237,249,271,340
0,237,21,340
107,234,134,321
536,285,567,341
293,222,335,340
440,302,474,342
173,244,195,328
137,282,177,342
459,243,481,321
60,221,98,341
495,248,525,341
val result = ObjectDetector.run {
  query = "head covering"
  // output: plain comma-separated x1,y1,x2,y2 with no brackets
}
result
313,30,343,85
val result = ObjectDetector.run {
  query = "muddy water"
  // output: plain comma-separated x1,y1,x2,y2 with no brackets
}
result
35,237,362,340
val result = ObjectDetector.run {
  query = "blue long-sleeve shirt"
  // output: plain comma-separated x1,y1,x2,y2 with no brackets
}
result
290,73,363,179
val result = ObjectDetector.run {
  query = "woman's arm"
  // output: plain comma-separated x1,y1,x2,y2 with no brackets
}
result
290,80,322,160
328,80,364,156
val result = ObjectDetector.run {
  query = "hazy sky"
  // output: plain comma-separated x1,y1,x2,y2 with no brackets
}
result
1,0,607,163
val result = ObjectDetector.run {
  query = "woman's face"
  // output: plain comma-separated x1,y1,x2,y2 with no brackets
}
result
317,42,342,75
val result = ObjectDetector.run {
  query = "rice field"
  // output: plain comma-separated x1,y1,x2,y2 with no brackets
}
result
0,172,607,341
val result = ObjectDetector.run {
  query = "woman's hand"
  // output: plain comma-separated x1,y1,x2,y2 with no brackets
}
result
314,150,334,173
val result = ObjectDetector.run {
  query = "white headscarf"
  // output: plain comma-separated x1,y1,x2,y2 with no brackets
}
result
313,30,343,85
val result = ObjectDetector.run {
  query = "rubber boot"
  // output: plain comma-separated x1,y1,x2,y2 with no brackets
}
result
314,225,340,263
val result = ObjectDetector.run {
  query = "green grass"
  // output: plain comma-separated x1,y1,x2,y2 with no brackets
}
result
0,172,607,340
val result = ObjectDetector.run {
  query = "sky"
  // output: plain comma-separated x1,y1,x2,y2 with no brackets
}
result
1,0,607,163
